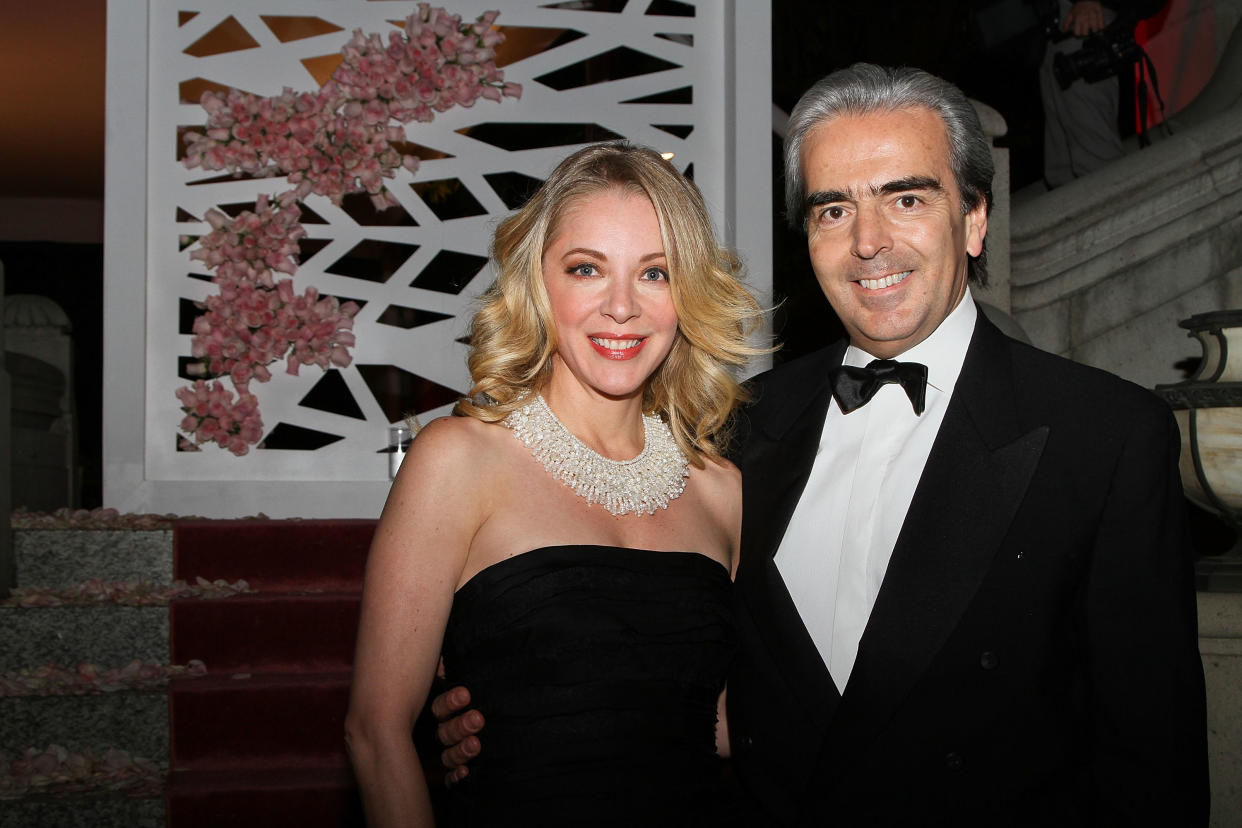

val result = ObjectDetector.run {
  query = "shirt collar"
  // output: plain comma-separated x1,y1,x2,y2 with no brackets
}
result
843,289,976,394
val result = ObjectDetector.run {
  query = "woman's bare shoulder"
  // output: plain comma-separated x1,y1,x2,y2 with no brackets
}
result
405,415,507,465
689,453,742,513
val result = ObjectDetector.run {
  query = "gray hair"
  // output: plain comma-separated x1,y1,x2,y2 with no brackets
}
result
784,63,994,285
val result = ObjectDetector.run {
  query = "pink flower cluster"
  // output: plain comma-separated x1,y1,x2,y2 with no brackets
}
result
0,745,163,800
176,380,265,456
178,6,521,455
0,660,207,698
182,5,520,209
184,195,360,395
190,193,304,286
9,507,177,529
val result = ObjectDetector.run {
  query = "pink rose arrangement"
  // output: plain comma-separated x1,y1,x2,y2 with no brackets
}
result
179,6,520,455
0,745,163,799
0,660,208,697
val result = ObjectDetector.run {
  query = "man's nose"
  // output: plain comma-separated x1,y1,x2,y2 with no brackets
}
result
852,204,892,259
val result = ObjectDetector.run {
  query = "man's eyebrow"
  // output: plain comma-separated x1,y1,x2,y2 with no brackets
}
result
874,175,942,196
804,189,851,213
804,176,943,214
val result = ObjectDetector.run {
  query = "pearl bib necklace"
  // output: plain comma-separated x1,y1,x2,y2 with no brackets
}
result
504,394,689,516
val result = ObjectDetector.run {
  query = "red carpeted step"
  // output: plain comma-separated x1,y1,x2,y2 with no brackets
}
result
165,763,363,828
171,593,361,673
170,671,351,768
174,519,377,591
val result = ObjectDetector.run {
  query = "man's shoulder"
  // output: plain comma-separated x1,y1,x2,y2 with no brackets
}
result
746,343,843,400
991,329,1171,423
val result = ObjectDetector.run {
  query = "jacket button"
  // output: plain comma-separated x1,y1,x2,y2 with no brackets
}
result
979,650,998,670
945,752,963,771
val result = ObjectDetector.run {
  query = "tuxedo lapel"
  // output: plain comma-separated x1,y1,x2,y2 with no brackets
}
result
822,318,1049,764
737,343,845,724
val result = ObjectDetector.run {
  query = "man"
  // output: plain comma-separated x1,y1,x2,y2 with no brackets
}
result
435,63,1208,825
726,62,1207,824
1039,0,1165,187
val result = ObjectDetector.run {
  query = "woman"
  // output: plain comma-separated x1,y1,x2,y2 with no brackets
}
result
345,143,764,826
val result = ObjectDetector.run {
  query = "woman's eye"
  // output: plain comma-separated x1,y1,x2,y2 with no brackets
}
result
568,263,598,277
641,267,669,282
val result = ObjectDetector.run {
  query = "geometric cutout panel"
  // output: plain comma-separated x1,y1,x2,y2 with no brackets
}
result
186,170,265,187
178,355,206,381
260,422,345,450
483,171,546,210
392,140,454,162
218,200,260,217
409,250,489,295
535,46,681,91
260,16,344,43
653,124,693,139
409,178,488,221
493,27,586,67
376,305,454,330
621,86,692,104
461,122,624,151
325,240,421,284
138,0,749,503
301,54,345,86
646,0,696,15
683,162,695,181
357,364,464,422
539,0,627,11
179,77,233,105
298,238,333,264
184,16,260,57
296,203,330,225
339,192,418,227
179,297,205,335
298,369,366,420
655,32,693,46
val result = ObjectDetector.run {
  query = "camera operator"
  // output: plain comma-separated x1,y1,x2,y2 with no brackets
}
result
1039,0,1165,187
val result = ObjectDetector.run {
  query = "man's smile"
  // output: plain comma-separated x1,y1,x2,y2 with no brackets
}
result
857,270,912,291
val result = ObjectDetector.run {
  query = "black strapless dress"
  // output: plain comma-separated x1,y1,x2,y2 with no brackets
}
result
440,545,738,827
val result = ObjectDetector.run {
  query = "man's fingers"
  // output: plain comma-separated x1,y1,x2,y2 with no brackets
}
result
444,765,470,787
429,685,470,721
436,708,485,747
441,734,481,772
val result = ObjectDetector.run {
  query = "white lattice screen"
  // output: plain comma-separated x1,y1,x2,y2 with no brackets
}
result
104,0,771,517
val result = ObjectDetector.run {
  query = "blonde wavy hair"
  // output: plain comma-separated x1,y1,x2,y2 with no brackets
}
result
454,142,766,463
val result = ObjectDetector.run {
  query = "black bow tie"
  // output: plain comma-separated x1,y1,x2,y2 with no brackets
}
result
830,359,928,415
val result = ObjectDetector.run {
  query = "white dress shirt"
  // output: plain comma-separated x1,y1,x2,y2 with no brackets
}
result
774,292,977,693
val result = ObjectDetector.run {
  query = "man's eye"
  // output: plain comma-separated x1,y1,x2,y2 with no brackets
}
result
820,206,845,221
898,195,920,208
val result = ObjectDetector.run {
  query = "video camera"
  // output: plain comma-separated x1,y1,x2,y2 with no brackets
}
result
1051,16,1144,89
1038,0,1142,90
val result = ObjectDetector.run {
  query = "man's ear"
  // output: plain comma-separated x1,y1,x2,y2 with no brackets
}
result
965,201,988,258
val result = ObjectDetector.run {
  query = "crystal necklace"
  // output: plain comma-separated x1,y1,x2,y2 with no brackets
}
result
504,394,689,516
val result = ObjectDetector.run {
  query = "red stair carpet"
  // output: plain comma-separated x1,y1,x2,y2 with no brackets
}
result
166,519,377,828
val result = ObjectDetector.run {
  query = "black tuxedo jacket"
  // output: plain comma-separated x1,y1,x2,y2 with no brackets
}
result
727,314,1208,826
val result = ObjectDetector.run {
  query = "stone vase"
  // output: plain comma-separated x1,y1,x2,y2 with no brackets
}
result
1156,310,1242,590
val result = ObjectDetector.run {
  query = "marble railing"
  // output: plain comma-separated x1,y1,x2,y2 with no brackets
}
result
1009,100,1242,391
